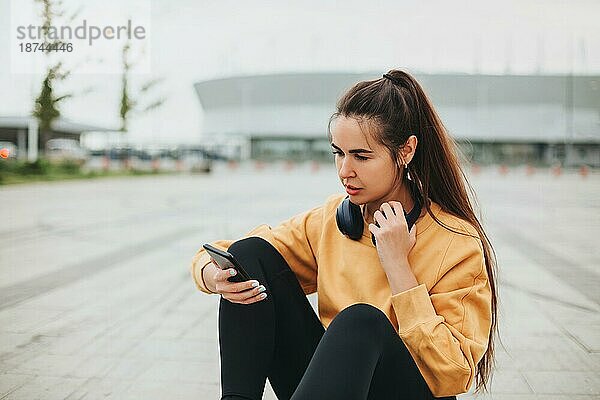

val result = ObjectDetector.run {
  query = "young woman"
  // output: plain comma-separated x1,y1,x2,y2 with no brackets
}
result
191,69,498,400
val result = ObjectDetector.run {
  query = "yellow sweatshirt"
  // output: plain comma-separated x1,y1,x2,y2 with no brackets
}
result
190,193,492,397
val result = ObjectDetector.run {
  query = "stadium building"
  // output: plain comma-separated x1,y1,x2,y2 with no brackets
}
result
194,72,600,167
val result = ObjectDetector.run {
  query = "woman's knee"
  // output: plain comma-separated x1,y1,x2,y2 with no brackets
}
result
227,236,290,277
227,236,282,268
329,303,394,336
228,236,276,257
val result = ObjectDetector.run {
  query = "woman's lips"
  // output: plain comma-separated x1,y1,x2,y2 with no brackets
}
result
345,186,362,195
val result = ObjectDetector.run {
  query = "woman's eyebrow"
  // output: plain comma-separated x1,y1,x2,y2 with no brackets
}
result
330,143,374,154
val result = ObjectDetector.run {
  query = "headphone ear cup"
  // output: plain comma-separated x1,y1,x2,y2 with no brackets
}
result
336,197,364,240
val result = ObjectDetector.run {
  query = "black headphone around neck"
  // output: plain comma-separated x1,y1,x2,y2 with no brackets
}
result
336,196,422,246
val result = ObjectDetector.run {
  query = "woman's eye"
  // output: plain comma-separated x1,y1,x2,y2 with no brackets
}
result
331,151,368,161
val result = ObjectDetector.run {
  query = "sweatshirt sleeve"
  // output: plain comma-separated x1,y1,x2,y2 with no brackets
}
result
390,233,492,397
190,203,324,295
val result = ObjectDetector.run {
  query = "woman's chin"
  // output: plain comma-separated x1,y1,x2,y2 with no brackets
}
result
348,192,367,204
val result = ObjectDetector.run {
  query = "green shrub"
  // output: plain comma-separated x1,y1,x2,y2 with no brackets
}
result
19,159,50,175
57,159,81,174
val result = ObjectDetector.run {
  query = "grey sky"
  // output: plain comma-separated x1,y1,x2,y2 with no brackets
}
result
1,0,599,144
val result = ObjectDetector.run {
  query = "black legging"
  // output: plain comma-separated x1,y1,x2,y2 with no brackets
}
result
218,237,457,400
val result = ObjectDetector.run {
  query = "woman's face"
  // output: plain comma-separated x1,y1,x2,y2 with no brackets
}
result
330,116,402,204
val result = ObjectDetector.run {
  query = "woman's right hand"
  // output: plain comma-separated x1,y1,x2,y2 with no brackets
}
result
207,261,268,304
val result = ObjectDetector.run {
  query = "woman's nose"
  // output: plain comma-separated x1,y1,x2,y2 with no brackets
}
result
339,158,355,178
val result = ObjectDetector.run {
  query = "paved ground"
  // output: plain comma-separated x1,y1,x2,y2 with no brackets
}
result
0,162,598,399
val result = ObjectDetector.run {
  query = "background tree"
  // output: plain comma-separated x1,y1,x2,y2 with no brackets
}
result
33,62,71,132
31,0,77,151
119,39,165,132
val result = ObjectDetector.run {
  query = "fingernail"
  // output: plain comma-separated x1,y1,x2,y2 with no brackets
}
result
229,269,236,276
258,285,266,293
251,281,259,288
261,293,267,299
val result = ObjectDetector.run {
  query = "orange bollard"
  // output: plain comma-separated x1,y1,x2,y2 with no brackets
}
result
525,164,535,176
228,160,239,170
310,161,320,173
579,165,589,178
284,160,295,171
551,164,562,177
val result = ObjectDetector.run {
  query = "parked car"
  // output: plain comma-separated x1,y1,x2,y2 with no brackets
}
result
179,147,212,173
45,138,88,165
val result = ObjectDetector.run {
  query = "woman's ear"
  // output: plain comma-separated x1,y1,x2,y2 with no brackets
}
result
398,135,418,164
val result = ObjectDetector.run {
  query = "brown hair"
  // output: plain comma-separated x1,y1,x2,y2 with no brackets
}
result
328,69,499,394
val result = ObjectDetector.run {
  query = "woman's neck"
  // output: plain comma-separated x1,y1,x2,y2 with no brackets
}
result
362,186,415,225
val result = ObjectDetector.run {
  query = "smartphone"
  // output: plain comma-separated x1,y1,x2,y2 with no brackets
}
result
202,243,252,283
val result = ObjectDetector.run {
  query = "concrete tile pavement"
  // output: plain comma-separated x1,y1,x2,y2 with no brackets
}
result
0,164,598,399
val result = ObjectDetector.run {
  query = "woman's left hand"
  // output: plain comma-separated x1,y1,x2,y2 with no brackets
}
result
368,201,417,272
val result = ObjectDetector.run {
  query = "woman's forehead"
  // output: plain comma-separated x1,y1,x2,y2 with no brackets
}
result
331,116,379,150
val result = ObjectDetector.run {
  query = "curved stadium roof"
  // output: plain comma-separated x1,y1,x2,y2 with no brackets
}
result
194,72,600,142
